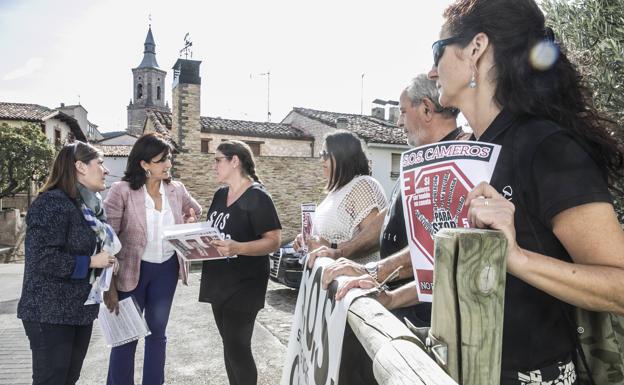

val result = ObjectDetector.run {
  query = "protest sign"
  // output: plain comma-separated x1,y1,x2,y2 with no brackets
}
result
400,140,501,302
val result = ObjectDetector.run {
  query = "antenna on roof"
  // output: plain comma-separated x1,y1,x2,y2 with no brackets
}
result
254,71,271,122
360,73,365,115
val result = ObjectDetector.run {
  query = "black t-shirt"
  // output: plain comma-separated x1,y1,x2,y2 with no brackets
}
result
198,183,282,311
477,109,612,371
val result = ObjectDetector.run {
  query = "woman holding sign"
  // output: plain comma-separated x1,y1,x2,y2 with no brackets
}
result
425,0,624,383
293,130,387,266
103,133,201,385
199,140,281,385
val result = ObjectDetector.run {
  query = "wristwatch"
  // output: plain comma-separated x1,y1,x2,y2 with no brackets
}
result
365,261,378,281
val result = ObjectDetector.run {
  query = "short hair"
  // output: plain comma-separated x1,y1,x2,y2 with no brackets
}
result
40,141,102,199
123,133,172,190
324,130,370,192
217,140,261,184
404,74,459,119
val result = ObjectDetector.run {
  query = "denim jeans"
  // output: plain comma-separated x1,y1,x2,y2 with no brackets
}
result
106,256,179,385
22,320,93,385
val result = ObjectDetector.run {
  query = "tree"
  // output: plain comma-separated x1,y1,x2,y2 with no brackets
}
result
0,123,55,204
542,0,624,222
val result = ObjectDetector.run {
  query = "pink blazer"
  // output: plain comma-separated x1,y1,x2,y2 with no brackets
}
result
104,180,202,292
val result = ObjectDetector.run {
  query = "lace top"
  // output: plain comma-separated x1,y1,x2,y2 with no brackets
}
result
313,175,387,262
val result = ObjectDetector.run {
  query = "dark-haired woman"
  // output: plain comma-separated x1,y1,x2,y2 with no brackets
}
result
295,130,387,266
198,140,282,385
18,141,116,385
425,0,624,383
103,133,201,385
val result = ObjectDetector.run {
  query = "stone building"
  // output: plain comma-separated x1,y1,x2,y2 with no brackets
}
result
282,107,409,197
126,27,170,136
0,102,89,211
94,131,138,197
143,59,325,241
0,102,87,146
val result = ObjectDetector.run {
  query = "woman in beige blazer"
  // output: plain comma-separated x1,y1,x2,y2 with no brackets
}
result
103,133,201,385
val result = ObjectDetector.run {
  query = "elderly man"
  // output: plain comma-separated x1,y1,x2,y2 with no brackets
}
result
308,74,464,323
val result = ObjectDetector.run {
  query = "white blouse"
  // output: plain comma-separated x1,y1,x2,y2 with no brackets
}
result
141,182,176,263
313,175,387,263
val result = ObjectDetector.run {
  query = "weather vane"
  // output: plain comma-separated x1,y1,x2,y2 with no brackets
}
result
180,33,193,59
148,14,152,28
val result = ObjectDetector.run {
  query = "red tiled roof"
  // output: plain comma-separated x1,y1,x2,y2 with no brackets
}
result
291,107,406,145
146,109,313,141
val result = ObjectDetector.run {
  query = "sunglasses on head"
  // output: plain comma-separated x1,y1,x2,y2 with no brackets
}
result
319,150,330,161
431,36,464,67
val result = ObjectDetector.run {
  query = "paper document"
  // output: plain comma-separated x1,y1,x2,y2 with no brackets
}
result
163,222,236,261
98,297,151,347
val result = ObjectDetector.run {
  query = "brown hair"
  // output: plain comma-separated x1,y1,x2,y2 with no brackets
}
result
40,141,102,199
217,140,261,183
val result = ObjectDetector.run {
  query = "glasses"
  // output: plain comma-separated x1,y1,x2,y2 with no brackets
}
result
319,150,330,161
214,156,231,164
432,36,463,67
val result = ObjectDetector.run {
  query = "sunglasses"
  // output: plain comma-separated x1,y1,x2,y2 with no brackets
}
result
319,150,330,161
432,36,464,67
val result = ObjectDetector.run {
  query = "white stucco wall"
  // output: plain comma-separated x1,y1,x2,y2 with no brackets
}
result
101,156,128,198
99,134,138,146
366,143,410,199
43,119,72,145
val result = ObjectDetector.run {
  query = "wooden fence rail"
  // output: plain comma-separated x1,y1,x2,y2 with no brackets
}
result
347,229,507,385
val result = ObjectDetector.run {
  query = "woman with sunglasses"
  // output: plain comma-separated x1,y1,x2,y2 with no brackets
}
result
294,130,387,267
103,133,201,385
426,0,624,383
18,141,116,385
198,140,282,385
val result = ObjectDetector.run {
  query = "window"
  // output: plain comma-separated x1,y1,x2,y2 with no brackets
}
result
201,138,211,153
391,153,401,179
137,84,143,99
157,86,161,100
54,129,61,147
245,142,261,156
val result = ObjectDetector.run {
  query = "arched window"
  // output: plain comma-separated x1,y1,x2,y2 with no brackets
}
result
137,84,143,99
157,86,161,100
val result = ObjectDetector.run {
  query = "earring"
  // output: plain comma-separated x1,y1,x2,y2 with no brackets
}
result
469,71,477,88
145,169,151,178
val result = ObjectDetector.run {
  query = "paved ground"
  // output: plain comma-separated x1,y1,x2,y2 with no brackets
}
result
0,263,298,385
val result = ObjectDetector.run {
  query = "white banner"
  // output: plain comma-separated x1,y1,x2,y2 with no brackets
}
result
400,140,501,302
281,257,363,385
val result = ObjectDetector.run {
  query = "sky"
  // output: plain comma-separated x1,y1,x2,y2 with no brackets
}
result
0,0,454,133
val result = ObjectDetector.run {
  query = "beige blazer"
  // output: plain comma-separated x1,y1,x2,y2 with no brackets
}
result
104,180,202,292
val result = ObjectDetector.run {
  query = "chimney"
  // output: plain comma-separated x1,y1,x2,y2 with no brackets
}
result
336,117,348,130
60,103,65,108
171,58,202,148
371,107,385,120
388,107,399,123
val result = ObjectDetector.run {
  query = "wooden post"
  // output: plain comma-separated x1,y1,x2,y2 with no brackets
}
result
347,296,458,385
430,228,507,385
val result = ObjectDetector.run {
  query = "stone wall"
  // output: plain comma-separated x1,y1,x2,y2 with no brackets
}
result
281,112,335,157
173,153,326,242
0,209,22,246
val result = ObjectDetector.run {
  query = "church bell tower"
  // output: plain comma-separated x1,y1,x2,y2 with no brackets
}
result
127,26,169,136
